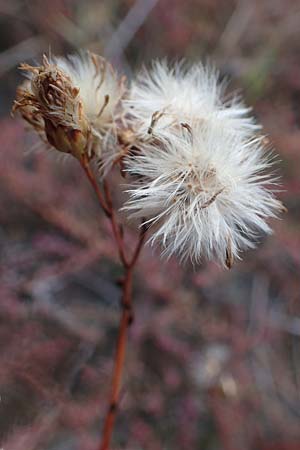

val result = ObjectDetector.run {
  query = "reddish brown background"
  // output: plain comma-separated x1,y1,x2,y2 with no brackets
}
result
0,1,300,449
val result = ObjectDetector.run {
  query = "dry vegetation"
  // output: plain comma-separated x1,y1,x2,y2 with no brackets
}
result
0,1,300,449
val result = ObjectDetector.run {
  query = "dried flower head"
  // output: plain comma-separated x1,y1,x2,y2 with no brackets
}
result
13,51,125,161
124,121,283,267
125,60,258,140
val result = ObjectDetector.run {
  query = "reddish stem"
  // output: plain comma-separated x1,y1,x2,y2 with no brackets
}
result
79,157,146,450
99,266,133,450
80,158,128,267
80,156,111,217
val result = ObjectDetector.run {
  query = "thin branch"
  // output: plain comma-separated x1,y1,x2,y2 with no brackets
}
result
103,179,129,268
79,156,147,450
99,224,146,450
98,267,133,450
80,156,111,217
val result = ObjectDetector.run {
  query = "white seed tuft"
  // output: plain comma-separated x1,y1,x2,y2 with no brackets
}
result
124,120,282,266
125,60,259,141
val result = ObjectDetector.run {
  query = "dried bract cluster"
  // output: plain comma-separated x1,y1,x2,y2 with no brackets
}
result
13,52,124,161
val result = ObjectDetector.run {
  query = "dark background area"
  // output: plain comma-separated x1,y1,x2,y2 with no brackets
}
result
0,1,300,449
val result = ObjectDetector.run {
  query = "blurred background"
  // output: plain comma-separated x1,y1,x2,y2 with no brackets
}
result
1,1,300,449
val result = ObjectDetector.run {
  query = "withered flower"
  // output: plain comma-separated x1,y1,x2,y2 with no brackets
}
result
13,51,125,161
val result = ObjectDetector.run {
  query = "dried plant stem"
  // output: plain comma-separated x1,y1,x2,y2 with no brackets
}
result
80,156,146,450
80,157,112,218
99,265,133,450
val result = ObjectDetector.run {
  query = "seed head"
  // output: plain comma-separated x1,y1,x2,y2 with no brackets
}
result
125,60,258,141
13,52,125,161
124,121,282,267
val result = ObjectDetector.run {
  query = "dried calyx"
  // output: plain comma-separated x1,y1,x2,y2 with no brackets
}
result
13,52,125,162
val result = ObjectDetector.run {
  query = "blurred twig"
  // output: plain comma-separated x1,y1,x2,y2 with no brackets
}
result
104,0,160,61
0,36,46,77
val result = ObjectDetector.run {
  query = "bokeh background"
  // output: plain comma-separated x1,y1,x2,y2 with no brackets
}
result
1,1,300,449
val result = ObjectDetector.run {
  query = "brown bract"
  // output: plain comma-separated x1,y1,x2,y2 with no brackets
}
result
13,55,93,161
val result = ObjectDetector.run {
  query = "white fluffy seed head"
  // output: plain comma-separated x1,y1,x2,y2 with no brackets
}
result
125,60,259,141
124,121,282,267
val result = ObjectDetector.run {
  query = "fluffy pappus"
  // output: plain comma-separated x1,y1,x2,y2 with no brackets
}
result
54,52,125,135
124,121,283,267
125,60,259,141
